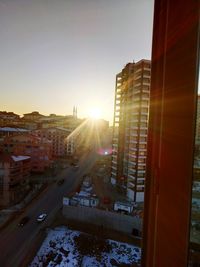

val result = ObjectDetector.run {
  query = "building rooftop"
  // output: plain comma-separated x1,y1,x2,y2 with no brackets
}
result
0,153,30,163
0,127,29,132
11,155,31,162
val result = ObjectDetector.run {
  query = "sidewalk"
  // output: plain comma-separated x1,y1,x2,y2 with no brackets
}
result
0,183,47,229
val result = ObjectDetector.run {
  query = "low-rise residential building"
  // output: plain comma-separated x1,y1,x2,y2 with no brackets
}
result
0,127,29,138
19,119,38,130
0,154,31,207
1,134,52,172
23,111,45,121
37,114,82,130
0,111,20,127
35,127,75,157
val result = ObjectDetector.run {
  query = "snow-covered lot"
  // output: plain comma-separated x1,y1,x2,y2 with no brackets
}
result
30,227,141,266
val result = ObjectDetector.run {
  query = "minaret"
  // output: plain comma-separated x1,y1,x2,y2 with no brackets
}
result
75,107,77,119
73,106,75,118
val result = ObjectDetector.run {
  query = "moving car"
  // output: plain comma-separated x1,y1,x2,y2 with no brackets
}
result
18,216,30,226
37,213,47,222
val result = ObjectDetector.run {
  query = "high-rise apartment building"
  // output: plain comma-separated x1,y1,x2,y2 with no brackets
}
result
111,59,151,202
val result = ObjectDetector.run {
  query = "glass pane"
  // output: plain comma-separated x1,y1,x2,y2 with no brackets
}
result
189,71,200,266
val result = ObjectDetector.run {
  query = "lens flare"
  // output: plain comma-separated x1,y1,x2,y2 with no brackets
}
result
88,107,102,119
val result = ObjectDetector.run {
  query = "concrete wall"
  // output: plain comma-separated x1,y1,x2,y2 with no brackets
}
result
62,205,142,234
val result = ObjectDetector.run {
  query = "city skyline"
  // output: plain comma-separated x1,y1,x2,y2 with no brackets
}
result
0,0,154,124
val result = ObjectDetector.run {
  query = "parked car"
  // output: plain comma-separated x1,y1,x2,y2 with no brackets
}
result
18,216,30,226
37,213,47,222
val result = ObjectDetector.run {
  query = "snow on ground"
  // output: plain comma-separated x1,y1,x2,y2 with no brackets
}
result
30,226,141,267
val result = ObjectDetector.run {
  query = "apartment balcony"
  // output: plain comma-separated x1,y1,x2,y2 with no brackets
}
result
130,132,138,136
127,174,136,181
140,126,148,130
138,155,147,159
136,186,145,192
139,141,147,145
111,172,116,177
134,83,142,88
141,96,149,101
139,134,147,138
127,181,136,189
129,158,137,164
142,90,149,96
132,89,141,95
137,162,146,167
137,178,145,183
112,158,118,164
133,97,141,102
129,170,136,176
137,170,146,174
130,118,139,123
138,149,147,154
141,105,149,110
128,150,137,155
129,154,137,159
129,140,137,144
128,161,136,167
143,82,150,86
114,114,120,119
115,102,121,107
134,68,142,74
129,147,137,152
111,165,117,171
134,75,142,81
139,121,148,126
130,127,139,132
112,159,117,165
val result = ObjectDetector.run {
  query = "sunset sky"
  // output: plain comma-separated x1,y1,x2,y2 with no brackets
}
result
0,0,154,124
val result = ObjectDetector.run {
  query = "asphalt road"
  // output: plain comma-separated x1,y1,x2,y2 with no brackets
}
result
0,152,98,267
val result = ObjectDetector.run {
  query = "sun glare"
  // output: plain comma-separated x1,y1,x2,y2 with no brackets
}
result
88,107,102,119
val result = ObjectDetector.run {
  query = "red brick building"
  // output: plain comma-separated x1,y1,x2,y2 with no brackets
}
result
0,111,21,127
1,134,52,172
35,127,75,157
0,154,31,207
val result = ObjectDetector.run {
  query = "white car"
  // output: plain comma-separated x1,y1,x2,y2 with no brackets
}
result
37,213,47,222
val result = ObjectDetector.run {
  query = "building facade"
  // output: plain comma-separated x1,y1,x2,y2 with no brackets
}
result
0,111,21,127
111,59,151,202
1,134,52,172
23,111,45,121
35,127,75,157
0,154,31,207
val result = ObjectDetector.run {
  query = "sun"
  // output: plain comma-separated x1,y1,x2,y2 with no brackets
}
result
88,107,102,119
